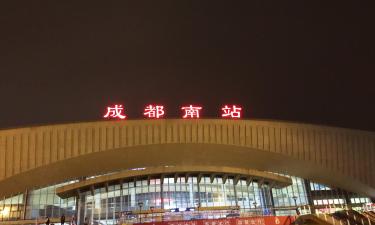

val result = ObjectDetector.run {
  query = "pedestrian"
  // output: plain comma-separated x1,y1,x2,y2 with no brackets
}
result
70,215,76,225
61,214,66,225
83,217,89,225
45,216,50,225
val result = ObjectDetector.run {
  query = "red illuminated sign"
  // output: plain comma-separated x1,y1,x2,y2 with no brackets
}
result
144,105,165,118
103,104,244,119
221,105,242,118
103,104,126,119
181,105,202,118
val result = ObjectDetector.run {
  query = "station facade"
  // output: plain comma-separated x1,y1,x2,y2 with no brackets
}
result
0,119,374,224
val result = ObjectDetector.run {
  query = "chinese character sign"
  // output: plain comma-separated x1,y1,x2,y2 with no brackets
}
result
103,104,244,119
181,105,202,118
144,105,165,118
103,104,126,119
221,105,242,118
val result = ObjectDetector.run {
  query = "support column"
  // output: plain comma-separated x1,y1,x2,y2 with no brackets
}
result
160,177,164,210
189,181,194,208
269,188,276,215
77,192,86,225
233,182,238,207
343,191,351,208
22,189,29,220
262,185,273,209
77,177,87,225
303,179,315,214
197,175,201,208
259,185,271,215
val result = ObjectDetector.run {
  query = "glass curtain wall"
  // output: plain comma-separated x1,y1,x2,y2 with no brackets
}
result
308,182,372,213
25,182,77,220
0,194,24,221
82,176,272,224
272,176,309,215
0,174,373,223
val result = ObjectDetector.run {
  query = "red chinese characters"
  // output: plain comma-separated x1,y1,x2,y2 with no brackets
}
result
181,105,202,118
144,105,165,118
103,104,244,119
103,104,127,119
221,105,242,118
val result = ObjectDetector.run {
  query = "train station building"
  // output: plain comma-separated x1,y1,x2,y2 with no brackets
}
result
0,119,374,224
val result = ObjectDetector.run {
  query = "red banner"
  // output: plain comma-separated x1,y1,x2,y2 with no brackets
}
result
135,216,295,225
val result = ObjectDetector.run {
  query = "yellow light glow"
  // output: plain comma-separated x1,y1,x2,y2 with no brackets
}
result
0,207,10,216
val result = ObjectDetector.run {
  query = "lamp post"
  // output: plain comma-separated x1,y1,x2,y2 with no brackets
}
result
150,206,155,222
253,202,257,215
138,202,144,223
292,196,300,215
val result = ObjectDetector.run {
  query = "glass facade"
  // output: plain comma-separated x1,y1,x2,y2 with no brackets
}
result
25,182,77,219
0,194,24,221
0,181,77,222
79,176,273,225
0,173,372,224
272,177,309,215
82,176,270,221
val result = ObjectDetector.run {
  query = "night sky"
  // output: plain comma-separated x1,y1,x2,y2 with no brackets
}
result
0,2,374,131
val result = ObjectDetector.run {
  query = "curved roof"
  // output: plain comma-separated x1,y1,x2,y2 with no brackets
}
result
0,119,374,198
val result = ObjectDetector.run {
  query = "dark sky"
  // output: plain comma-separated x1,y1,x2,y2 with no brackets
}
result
0,1,374,131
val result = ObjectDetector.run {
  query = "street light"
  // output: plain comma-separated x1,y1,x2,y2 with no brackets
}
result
253,202,257,215
138,202,144,223
150,206,155,222
292,196,300,215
